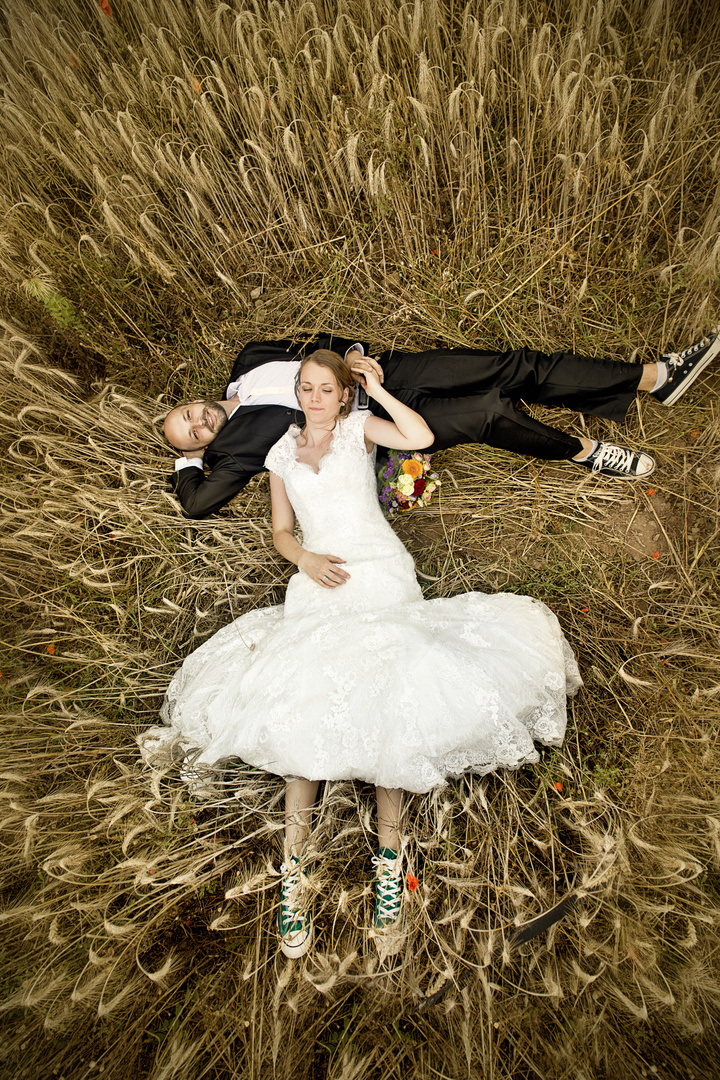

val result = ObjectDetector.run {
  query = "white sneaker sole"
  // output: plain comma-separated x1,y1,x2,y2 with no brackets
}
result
279,923,313,958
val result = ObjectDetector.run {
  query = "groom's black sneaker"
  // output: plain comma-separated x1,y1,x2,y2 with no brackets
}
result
654,329,720,406
575,441,655,479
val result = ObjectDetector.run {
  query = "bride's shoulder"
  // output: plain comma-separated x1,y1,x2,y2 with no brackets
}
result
336,410,369,442
264,424,301,477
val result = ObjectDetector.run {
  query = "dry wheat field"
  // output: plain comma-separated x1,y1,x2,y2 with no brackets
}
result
1,0,720,1077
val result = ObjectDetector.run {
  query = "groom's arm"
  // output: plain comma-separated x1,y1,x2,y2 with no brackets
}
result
171,454,255,519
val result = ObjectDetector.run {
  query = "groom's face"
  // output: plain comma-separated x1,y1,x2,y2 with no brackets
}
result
164,400,227,453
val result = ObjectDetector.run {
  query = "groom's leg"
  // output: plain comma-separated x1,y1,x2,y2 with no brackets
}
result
380,347,643,422
377,388,583,459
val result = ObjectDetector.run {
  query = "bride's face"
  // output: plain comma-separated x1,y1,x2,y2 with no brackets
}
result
297,361,348,424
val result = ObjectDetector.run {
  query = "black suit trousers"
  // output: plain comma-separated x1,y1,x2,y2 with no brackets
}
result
377,346,643,458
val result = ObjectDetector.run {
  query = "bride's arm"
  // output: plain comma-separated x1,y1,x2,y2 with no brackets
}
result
350,360,433,451
269,472,350,588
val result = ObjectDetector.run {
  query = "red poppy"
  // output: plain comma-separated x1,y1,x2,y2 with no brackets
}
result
554,781,563,792
651,552,660,559
98,0,112,16
646,488,656,497
579,606,589,613
47,644,56,655
406,872,419,892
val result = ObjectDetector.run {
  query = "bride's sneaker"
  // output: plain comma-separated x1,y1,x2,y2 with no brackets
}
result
278,855,313,959
370,847,405,956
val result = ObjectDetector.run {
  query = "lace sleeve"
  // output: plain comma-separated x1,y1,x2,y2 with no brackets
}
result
338,409,370,447
264,426,299,479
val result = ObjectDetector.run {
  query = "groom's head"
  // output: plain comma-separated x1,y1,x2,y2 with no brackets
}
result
164,399,228,453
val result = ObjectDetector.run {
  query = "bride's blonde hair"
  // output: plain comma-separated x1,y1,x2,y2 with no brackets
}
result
294,349,357,418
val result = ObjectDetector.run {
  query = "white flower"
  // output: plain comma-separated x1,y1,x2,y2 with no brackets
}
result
397,473,415,495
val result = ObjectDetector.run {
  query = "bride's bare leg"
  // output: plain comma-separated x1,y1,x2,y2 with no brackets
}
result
285,778,320,858
376,786,403,852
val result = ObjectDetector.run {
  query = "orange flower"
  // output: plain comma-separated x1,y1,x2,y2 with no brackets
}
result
98,0,112,16
579,606,589,613
406,872,419,892
651,551,660,559
47,644,56,655
554,781,563,792
401,459,423,479
690,429,701,437
646,488,656,497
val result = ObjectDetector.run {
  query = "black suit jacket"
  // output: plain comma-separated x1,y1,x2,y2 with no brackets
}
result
171,335,367,518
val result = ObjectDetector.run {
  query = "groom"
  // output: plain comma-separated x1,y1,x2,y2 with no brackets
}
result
163,331,719,519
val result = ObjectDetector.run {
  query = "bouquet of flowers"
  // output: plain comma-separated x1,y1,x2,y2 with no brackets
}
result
377,450,441,517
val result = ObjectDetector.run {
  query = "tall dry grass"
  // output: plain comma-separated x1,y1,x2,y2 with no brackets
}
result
0,0,720,1078
2,333,720,1077
0,0,719,372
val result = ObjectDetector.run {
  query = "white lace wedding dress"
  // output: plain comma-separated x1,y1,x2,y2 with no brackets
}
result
140,411,581,793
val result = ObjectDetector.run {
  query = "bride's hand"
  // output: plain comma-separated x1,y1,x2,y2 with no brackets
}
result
298,551,350,588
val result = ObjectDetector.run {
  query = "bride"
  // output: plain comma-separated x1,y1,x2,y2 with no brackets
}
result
141,350,582,958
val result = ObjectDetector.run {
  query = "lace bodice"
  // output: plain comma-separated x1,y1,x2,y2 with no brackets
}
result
265,412,422,619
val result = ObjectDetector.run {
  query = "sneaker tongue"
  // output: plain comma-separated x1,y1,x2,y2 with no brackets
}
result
376,846,398,860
